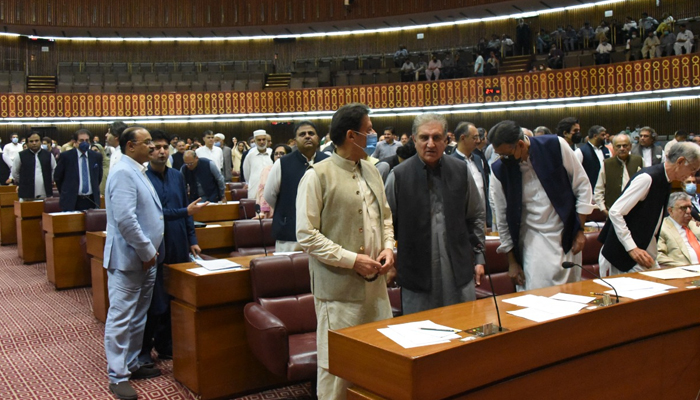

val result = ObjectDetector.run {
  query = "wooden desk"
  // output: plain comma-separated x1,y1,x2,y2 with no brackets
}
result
43,212,90,289
330,274,700,399
14,200,46,263
0,191,18,245
193,202,239,222
166,257,286,400
197,220,235,258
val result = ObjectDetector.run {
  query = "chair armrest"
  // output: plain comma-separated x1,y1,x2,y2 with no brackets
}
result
243,302,290,377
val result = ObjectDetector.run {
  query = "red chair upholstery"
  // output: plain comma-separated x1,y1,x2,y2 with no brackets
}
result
227,182,245,191
230,219,275,257
588,208,607,223
238,198,256,220
43,197,62,213
80,209,108,268
243,253,317,384
581,230,603,280
476,238,516,299
231,188,248,201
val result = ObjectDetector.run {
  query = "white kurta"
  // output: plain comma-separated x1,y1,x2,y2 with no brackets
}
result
195,145,224,172
490,137,594,291
242,149,272,200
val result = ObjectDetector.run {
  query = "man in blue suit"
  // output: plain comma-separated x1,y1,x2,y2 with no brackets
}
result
54,129,103,211
103,126,164,400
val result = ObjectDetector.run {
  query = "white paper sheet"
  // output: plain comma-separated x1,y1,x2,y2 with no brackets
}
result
503,294,588,314
187,267,228,276
682,264,700,273
605,289,669,300
593,277,677,292
194,259,242,271
378,320,461,348
272,251,303,256
639,268,700,280
549,292,597,304
507,307,579,323
48,211,83,215
205,224,222,228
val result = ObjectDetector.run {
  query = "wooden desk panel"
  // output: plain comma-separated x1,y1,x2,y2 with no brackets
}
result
43,212,89,289
167,257,287,399
0,186,16,193
14,200,45,263
193,202,239,222
0,192,18,244
196,221,234,251
333,275,700,400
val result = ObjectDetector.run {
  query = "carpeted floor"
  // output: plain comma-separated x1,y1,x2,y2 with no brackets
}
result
0,244,311,399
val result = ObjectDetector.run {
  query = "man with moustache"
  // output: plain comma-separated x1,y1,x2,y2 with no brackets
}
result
593,134,644,217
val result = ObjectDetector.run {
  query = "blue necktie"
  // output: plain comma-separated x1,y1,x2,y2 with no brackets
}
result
81,154,89,194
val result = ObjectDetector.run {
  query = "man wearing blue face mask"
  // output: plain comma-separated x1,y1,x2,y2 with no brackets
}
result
195,130,224,174
54,129,103,211
683,174,700,222
489,120,594,291
12,132,56,200
3,132,22,183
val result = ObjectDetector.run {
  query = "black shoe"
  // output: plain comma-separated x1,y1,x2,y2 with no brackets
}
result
157,351,173,360
109,381,138,400
140,361,155,368
129,366,161,380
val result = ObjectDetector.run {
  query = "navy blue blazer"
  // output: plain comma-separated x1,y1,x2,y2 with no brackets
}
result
54,148,103,211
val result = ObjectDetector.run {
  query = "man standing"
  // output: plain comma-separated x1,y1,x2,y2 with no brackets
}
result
171,140,186,171
296,103,394,400
3,132,22,180
593,134,644,216
489,120,594,291
140,131,207,366
631,126,664,167
574,125,611,189
12,132,56,200
103,126,163,400
657,192,700,267
556,117,582,148
371,127,401,160
54,129,103,211
263,121,328,252
242,129,272,200
598,143,700,276
195,130,224,173
180,150,226,203
214,133,233,182
452,121,491,229
386,115,485,314
664,129,689,154
168,135,179,156
106,121,127,171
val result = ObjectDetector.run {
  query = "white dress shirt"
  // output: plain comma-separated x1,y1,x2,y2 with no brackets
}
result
12,149,56,199
77,150,93,196
455,149,485,202
641,146,665,167
109,146,122,170
196,145,224,172
3,142,22,173
574,142,605,166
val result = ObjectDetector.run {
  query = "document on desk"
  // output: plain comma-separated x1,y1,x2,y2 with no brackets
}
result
378,320,461,349
194,259,242,271
504,294,587,323
639,267,700,280
549,292,597,304
48,211,84,215
682,264,700,273
272,251,303,256
593,277,677,299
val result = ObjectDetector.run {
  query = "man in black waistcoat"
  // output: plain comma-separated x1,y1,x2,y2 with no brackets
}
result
54,129,103,211
598,142,700,276
170,140,186,171
263,120,328,252
12,132,56,200
385,113,485,315
574,125,610,189
180,150,226,204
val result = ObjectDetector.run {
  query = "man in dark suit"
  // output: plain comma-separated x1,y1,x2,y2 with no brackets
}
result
54,128,103,211
452,121,491,228
171,140,186,171
631,126,665,167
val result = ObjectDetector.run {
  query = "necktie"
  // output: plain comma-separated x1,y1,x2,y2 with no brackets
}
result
683,226,700,261
81,154,89,194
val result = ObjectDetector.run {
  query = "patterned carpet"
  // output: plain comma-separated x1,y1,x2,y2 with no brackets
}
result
0,244,312,399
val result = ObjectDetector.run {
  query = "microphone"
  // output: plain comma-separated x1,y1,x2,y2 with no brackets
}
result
254,204,268,257
482,261,504,333
562,262,619,304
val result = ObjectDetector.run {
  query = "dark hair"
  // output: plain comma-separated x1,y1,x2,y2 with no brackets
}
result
109,121,127,138
329,103,370,147
587,125,606,139
73,128,92,142
488,120,523,148
25,131,41,141
395,140,416,160
202,129,214,139
294,120,318,135
454,121,476,143
150,129,170,143
477,127,486,140
675,130,689,138
384,126,395,135
42,136,52,144
170,135,179,141
120,126,148,154
556,117,579,136
270,144,292,162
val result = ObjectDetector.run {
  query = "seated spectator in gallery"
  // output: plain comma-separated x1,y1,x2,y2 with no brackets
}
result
426,55,442,81
641,30,660,59
626,31,643,61
401,59,415,82
547,44,564,69
595,37,613,64
536,28,552,54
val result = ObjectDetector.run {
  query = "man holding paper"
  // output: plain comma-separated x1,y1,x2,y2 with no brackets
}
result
297,103,395,400
657,192,700,268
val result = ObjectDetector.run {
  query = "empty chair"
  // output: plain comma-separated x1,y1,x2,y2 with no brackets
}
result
153,63,170,73
88,73,103,84
247,60,262,72
249,72,265,81
190,82,204,92
79,209,108,269
233,61,246,71
170,73,183,82
57,74,73,83
162,82,176,92
57,82,72,93
361,72,375,85
196,73,208,82
248,80,263,91
334,73,349,86
146,82,162,92
112,63,128,73
175,81,191,92
375,71,389,84
72,82,88,93
57,62,72,75
317,68,331,86
223,71,237,81
85,62,100,74
117,73,131,82
230,188,248,200
130,73,143,83
137,62,153,73
221,61,234,71
610,52,626,64
476,238,516,299
144,73,158,82
348,71,362,86
132,81,148,93
343,57,358,71
179,62,196,72
581,231,603,280
233,80,247,91
290,77,304,89
117,82,133,93
563,55,579,69
182,73,196,82
73,74,88,84
205,81,220,92
365,56,382,69
157,73,170,82
227,182,246,190
303,77,319,88
238,199,256,220
103,81,119,93
230,219,275,257
220,80,232,91
88,84,103,94
205,62,221,72
103,73,117,83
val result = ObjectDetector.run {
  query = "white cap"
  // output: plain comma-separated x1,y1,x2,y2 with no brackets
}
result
214,133,225,140
253,129,267,138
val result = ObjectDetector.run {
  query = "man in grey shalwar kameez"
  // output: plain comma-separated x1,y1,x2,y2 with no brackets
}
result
385,113,486,314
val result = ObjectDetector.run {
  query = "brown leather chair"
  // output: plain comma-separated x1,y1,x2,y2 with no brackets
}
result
227,182,245,191
476,238,516,299
79,209,107,267
581,230,602,279
243,254,317,386
229,219,275,257
588,208,607,223
231,188,248,201
43,197,62,213
238,198,256,219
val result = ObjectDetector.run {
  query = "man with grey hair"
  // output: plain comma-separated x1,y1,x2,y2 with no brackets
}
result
574,125,611,189
599,142,700,275
489,120,593,291
214,133,233,182
533,126,553,136
657,192,700,267
631,126,664,167
385,114,485,314
593,134,643,216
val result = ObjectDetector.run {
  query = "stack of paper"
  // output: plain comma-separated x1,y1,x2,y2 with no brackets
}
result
186,259,242,275
639,267,700,280
593,277,677,300
503,294,589,323
378,320,461,348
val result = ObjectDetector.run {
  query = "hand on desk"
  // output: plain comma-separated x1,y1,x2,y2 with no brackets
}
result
190,244,201,256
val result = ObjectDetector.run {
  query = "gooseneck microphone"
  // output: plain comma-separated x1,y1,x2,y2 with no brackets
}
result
254,204,268,257
482,261,504,332
562,262,620,304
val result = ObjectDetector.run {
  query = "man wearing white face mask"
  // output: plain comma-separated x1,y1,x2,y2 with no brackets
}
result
242,129,272,200
3,132,22,181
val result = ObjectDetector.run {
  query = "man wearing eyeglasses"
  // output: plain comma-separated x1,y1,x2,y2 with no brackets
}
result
489,120,594,291
263,120,328,252
593,134,643,217
657,192,700,267
180,150,226,204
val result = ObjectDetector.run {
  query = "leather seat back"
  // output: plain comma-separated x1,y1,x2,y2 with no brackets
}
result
232,219,275,256
477,238,516,298
581,230,602,279
43,197,62,213
231,188,248,201
238,198,256,219
85,209,107,232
